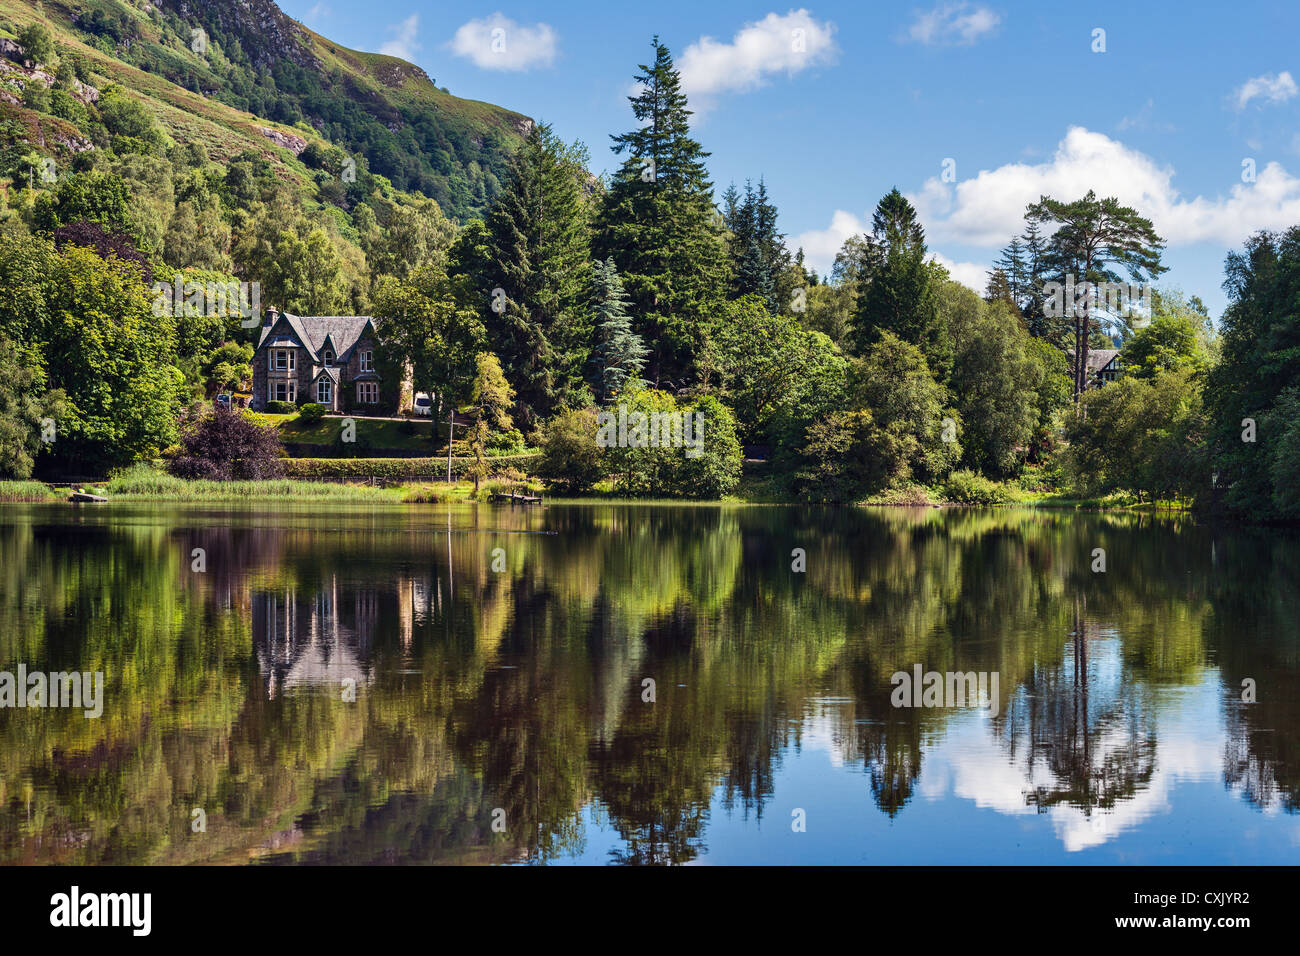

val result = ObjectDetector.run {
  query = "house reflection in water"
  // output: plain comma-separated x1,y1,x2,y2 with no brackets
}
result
252,574,442,697
254,577,379,698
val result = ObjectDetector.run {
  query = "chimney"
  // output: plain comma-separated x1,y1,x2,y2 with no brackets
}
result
265,306,278,328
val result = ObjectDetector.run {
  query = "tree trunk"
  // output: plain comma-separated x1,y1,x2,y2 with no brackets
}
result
447,405,455,484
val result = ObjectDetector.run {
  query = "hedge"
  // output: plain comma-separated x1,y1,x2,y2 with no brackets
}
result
281,453,540,479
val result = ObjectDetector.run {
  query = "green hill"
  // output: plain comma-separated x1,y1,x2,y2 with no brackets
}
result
0,0,531,220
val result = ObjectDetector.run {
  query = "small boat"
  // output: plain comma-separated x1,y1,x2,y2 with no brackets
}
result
68,491,108,503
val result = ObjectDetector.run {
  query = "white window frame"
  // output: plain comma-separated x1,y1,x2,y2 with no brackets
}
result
317,379,333,405
270,381,296,404
322,349,334,367
359,349,374,372
358,382,378,404
272,349,295,372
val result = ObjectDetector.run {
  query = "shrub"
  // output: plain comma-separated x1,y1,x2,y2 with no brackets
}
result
1016,460,1066,493
266,400,296,415
535,408,605,493
943,469,1011,505
487,426,525,453
673,395,743,498
168,407,285,480
298,402,326,423
869,484,937,506
793,409,899,503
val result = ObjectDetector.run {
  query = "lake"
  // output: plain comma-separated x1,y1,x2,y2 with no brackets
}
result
0,502,1296,865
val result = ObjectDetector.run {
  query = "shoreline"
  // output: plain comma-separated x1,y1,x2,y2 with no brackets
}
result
0,477,1197,514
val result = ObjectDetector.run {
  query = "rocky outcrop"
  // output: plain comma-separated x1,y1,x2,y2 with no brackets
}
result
257,126,307,156
161,0,317,70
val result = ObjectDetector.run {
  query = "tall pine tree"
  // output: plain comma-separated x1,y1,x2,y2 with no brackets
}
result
593,37,728,389
475,122,593,427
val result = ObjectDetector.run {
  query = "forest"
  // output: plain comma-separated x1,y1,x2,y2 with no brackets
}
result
1,19,1298,521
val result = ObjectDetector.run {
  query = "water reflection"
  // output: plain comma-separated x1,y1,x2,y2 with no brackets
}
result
0,503,1297,865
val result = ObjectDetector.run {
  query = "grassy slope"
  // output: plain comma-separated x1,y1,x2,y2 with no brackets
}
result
0,0,528,214
0,0,315,173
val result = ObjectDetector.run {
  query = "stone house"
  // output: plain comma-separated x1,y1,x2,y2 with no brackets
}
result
251,308,399,413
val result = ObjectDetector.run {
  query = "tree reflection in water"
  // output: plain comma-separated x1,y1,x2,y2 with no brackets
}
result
0,503,1296,864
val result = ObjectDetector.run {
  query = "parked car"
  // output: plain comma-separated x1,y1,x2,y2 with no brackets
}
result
412,392,432,416
215,393,232,409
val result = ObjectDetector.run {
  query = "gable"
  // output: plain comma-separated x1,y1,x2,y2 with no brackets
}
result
296,316,377,361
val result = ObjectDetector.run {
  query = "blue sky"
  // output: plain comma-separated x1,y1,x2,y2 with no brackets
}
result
279,0,1300,318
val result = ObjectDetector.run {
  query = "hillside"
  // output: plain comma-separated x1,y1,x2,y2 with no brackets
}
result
0,0,531,220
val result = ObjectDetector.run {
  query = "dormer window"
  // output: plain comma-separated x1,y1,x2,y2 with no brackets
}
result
322,349,334,367
359,349,374,372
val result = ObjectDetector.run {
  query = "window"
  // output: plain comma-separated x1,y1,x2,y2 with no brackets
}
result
317,379,333,405
357,382,379,404
359,350,374,372
272,349,295,372
270,381,296,403
322,349,334,367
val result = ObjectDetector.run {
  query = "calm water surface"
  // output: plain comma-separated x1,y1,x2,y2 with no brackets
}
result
1,502,1297,865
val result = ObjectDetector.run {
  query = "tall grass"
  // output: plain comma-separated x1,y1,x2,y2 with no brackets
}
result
104,464,397,501
0,481,62,502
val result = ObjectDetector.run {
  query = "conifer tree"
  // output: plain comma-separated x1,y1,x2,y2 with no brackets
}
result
477,122,592,427
992,238,1029,310
588,258,648,402
724,179,790,313
593,37,728,388
850,188,950,381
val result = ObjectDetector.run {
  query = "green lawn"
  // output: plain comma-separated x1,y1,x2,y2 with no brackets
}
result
275,412,442,453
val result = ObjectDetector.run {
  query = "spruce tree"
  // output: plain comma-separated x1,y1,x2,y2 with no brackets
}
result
1019,221,1056,340
724,179,790,312
593,37,728,389
589,258,648,402
993,238,1029,309
850,188,950,381
477,122,592,427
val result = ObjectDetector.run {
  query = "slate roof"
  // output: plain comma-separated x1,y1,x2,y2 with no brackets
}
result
257,312,376,363
1068,349,1121,371
1086,349,1120,371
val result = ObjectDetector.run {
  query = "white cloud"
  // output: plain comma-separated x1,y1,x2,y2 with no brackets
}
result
790,209,986,291
678,10,838,98
306,3,330,23
909,126,1300,248
1233,71,1298,110
928,251,988,291
447,14,558,72
379,14,419,61
791,209,865,272
904,3,1001,46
